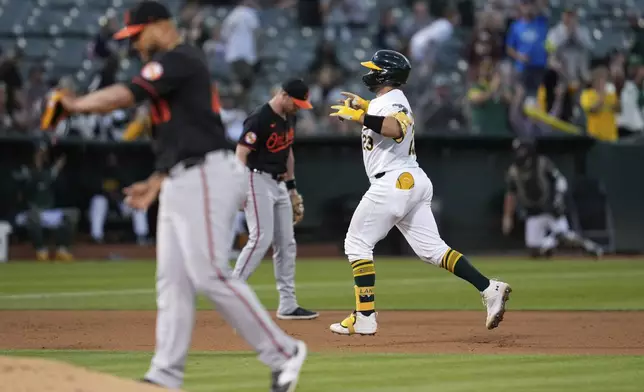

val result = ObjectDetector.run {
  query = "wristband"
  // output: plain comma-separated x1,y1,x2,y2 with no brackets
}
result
286,179,297,190
363,114,385,134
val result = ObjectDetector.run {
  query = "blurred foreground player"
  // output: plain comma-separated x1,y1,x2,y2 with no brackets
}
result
502,138,604,258
43,2,307,391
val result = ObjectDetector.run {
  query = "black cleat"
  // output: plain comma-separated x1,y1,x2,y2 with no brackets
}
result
276,307,319,320
140,378,163,387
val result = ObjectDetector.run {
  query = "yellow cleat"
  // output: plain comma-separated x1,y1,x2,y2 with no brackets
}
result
55,249,74,263
329,311,377,335
36,250,49,262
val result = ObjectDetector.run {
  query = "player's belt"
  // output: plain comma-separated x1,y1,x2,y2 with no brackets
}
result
182,156,206,169
250,168,284,182
374,172,386,179
169,155,206,177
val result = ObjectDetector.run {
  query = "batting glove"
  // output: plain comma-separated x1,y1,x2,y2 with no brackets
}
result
330,101,365,122
340,92,370,111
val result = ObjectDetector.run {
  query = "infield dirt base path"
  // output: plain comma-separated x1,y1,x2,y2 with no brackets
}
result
2,310,644,355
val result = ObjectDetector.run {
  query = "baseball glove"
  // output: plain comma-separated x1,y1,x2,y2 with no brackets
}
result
40,89,70,131
290,191,304,225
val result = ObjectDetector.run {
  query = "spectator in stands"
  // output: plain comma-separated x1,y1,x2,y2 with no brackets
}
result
90,16,119,59
467,57,512,135
536,66,574,123
24,66,48,131
87,54,123,140
309,65,344,118
546,8,593,90
484,0,516,21
580,67,620,142
308,40,346,80
375,8,403,52
203,25,228,77
321,0,369,42
401,0,432,41
25,66,47,114
297,0,323,27
466,10,506,81
88,54,119,92
88,152,149,245
13,143,76,262
0,83,10,133
178,2,201,32
221,0,261,102
409,6,460,65
184,9,208,47
616,64,644,137
506,0,548,95
0,47,26,130
219,93,248,144
509,83,574,138
628,12,644,63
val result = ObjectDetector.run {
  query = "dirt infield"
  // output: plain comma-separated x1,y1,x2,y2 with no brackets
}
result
0,356,167,392
2,310,643,355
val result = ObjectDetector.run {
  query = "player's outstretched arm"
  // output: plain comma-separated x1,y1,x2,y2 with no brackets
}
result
329,102,410,139
61,84,136,114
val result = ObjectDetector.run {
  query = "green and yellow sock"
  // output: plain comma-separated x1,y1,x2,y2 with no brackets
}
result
351,259,375,316
441,248,490,292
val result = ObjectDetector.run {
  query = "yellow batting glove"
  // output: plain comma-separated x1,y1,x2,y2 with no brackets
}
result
329,101,365,122
340,91,370,111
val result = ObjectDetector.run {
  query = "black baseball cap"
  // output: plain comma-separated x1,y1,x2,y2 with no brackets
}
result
113,0,172,40
282,79,312,109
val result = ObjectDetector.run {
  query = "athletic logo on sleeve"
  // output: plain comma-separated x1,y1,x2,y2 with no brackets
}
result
141,62,164,81
392,103,408,114
245,131,257,145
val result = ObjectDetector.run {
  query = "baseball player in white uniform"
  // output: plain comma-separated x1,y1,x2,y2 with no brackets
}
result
327,50,512,335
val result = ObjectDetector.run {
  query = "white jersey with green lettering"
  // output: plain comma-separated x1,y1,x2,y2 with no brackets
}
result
361,89,419,178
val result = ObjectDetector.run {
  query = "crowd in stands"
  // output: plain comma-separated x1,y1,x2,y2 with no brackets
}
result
1,0,644,142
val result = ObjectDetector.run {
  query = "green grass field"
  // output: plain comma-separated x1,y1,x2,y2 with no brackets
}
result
1,258,644,391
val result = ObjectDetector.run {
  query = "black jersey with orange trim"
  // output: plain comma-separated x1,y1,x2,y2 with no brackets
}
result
127,43,229,173
238,103,296,175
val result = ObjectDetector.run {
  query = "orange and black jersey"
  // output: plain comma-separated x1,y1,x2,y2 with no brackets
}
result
127,43,229,173
238,103,295,175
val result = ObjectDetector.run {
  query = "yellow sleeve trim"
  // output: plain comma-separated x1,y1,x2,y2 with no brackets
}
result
392,111,412,143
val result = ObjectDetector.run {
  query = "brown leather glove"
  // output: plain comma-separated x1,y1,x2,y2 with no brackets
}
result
290,191,304,225
40,89,70,130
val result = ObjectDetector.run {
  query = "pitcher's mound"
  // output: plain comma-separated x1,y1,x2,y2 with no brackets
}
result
0,356,175,392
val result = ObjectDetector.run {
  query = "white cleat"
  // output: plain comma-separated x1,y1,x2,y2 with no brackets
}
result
481,280,512,330
329,311,377,335
271,340,307,392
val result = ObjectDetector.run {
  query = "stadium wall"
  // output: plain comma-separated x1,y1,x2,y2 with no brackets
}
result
0,134,641,253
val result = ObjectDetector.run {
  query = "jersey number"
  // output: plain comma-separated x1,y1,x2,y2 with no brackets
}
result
362,134,374,151
408,125,416,156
